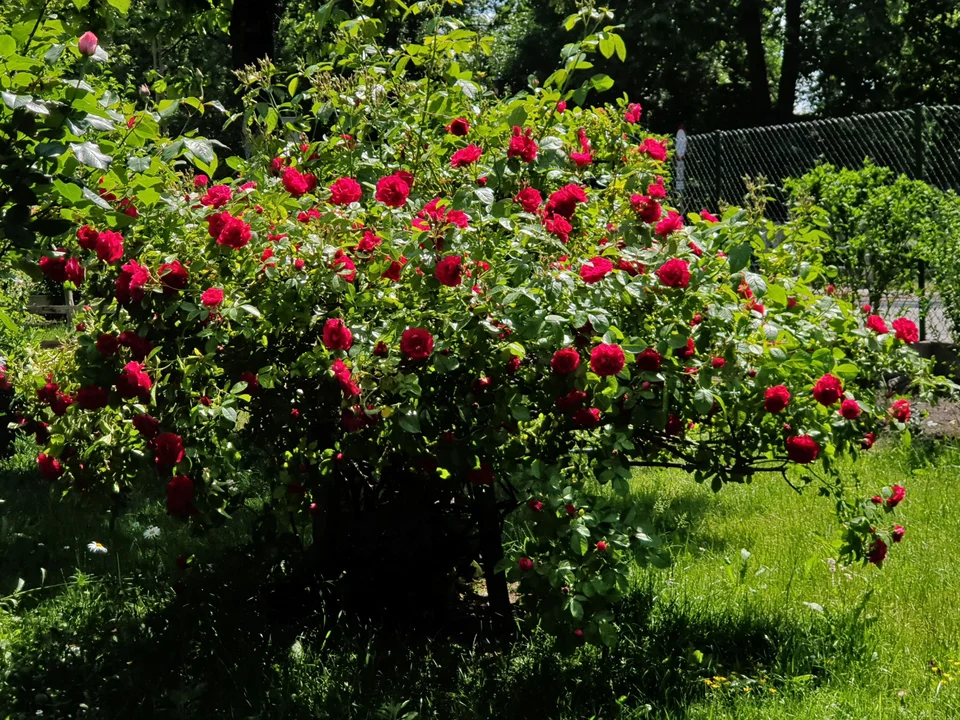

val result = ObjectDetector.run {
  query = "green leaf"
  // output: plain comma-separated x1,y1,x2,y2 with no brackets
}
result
184,138,215,165
265,107,279,134
475,187,494,206
599,36,615,59
511,406,530,422
612,34,627,62
569,597,584,619
70,141,112,169
0,35,14,59
589,74,614,92
571,532,588,556
81,186,112,210
693,388,714,415
53,179,83,204
766,284,788,306
834,363,859,379
399,412,421,433
107,0,131,12
598,621,619,647
221,406,238,424
127,156,150,172
729,242,752,273
239,304,261,319
0,308,18,334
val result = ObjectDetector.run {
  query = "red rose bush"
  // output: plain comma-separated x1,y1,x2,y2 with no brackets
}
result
7,14,948,647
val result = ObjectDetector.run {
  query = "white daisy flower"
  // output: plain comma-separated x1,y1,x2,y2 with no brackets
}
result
143,526,161,540
87,541,108,554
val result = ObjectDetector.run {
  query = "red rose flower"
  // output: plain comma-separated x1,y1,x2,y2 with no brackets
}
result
39,255,67,283
332,252,357,282
329,177,363,205
435,255,464,287
556,100,567,113
518,557,534,572
700,209,719,223
37,381,60,404
239,371,259,393
514,187,543,213
764,385,791,414
636,348,663,372
167,474,195,516
812,374,843,406
630,194,662,224
133,413,160,438
64,258,85,285
711,357,726,369
281,167,316,198
400,328,434,359
889,398,911,423
357,230,383,253
76,225,99,250
37,452,64,480
590,344,625,377
50,392,73,416
467,463,495,485
92,230,125,263
446,117,470,136
155,432,185,467
193,174,209,188
118,330,154,360
159,260,188,293
624,102,642,123
861,432,876,450
323,318,353,351
504,355,522,374
201,287,224,308
78,31,98,56
655,211,684,238
375,174,410,207
373,341,389,357
200,184,233,208
96,333,119,356
595,541,608,553
648,178,667,199
507,126,538,163
545,184,587,219
655,258,690,288
116,361,152,400
553,389,587,415
527,498,543,512
888,484,906,507
215,213,252,250
579,256,614,284
840,398,861,419
892,318,919,343
786,435,820,464
866,315,889,334
675,337,696,360
573,407,602,428
382,256,407,282
551,348,580,374
867,537,888,566
544,213,572,242
76,385,108,410
638,137,667,161
450,144,483,168
892,525,905,543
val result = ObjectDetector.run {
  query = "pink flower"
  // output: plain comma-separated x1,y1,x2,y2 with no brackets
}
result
595,541,608,553
631,194,662,224
545,184,588,219
215,213,252,250
193,175,209,188
638,137,667,161
700,209,719,223
78,31,98,56
201,287,224,308
892,525,905,543
281,166,316,198
323,318,354,351
624,103,642,124
840,398,861,419
95,230,124,263
376,174,410,207
332,252,356,282
889,399,911,423
812,374,843,406
888,484,906,507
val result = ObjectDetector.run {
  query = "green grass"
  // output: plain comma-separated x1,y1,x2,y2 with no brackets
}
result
2,437,960,718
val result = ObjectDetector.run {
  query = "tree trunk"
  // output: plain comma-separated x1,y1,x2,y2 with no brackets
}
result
475,485,512,634
231,0,277,71
777,0,803,120
740,0,772,122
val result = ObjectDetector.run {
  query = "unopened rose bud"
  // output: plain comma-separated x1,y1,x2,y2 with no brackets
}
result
78,31,98,57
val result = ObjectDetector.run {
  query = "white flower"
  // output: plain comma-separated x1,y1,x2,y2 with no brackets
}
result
143,526,161,540
87,541,108,554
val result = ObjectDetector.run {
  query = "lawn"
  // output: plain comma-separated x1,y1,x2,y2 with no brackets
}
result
1,435,958,719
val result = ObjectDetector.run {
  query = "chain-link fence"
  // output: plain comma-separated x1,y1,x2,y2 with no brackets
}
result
672,105,960,342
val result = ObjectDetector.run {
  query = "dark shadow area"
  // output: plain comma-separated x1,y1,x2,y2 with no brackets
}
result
0,563,868,720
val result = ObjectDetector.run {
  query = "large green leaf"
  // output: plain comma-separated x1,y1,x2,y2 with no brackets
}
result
70,141,112,169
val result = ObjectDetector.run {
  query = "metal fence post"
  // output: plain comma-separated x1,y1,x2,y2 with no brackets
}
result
713,131,723,210
914,105,928,341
